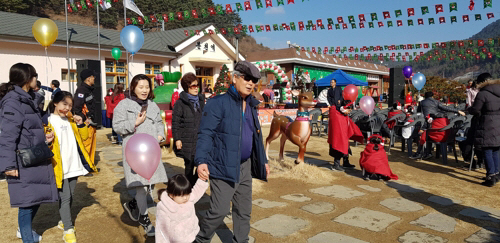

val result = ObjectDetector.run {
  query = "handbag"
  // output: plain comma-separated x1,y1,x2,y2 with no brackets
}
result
17,142,54,168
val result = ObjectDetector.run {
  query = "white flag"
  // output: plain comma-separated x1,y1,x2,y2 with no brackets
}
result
101,0,112,11
123,0,144,17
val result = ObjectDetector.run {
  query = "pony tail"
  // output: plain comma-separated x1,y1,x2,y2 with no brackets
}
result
48,100,55,114
157,188,166,200
0,82,15,101
373,144,379,151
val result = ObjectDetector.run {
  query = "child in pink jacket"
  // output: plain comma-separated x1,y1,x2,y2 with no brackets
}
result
156,174,209,243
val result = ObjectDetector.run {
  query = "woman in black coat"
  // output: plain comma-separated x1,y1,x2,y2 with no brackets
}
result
468,74,500,187
0,63,58,242
172,73,205,185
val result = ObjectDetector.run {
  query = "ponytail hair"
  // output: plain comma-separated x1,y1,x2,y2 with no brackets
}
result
48,91,73,114
0,63,37,100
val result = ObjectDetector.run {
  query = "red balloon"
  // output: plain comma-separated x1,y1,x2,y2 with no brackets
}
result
343,84,358,102
405,95,413,104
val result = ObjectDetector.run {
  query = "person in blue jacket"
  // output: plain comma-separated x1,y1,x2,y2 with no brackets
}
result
194,61,269,243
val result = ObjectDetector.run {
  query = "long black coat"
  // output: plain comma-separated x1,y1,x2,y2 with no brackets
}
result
0,86,58,207
468,79,500,148
172,92,205,160
327,86,344,109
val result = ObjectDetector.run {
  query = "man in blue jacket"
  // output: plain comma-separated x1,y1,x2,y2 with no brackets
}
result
195,61,269,243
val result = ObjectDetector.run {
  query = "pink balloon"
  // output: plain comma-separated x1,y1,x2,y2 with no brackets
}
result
125,133,161,180
359,96,375,115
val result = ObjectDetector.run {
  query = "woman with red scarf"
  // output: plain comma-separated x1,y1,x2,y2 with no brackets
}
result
327,100,364,171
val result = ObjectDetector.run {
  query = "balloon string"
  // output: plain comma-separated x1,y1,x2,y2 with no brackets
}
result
45,48,49,86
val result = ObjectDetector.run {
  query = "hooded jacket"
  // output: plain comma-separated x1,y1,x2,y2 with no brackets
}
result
468,79,500,148
0,86,58,207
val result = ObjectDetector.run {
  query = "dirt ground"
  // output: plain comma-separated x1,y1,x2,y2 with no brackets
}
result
0,125,498,243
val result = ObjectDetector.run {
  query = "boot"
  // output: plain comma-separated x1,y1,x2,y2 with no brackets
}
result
331,160,344,172
481,175,497,187
342,156,355,168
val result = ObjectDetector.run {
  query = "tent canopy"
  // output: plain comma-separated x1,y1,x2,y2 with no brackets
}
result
314,70,368,87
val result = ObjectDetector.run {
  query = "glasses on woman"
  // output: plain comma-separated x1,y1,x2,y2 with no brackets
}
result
189,84,198,89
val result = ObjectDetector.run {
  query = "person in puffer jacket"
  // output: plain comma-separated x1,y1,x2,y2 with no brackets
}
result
156,174,209,243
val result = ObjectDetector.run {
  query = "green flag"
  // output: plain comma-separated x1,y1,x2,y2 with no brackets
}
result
277,0,285,6
256,0,263,9
368,22,374,28
236,3,243,11
484,0,492,8
451,16,457,23
408,19,414,26
335,24,340,29
327,18,334,25
387,21,393,27
201,9,209,18
273,24,279,31
371,13,378,21
429,18,435,24
475,14,482,20
421,6,429,15
351,23,356,29
348,16,355,23
395,9,402,17
449,2,457,12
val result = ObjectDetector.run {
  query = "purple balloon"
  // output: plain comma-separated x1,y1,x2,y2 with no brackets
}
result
403,66,413,79
125,133,162,180
360,96,375,115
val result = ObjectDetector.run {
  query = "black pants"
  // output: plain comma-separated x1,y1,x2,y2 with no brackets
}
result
184,157,198,186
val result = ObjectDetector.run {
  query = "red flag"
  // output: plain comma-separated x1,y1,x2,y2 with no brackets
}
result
383,11,390,19
226,4,233,14
435,4,443,14
359,14,366,22
328,24,333,30
397,20,403,26
418,19,424,25
487,13,494,19
458,41,464,47
463,15,469,22
162,14,168,22
439,17,445,24
359,22,365,28
408,8,415,17
337,17,344,24
378,22,384,27
312,25,317,31
184,30,189,36
244,1,252,11
288,0,294,3
424,43,429,48
441,42,447,48
478,40,484,46
249,25,254,33
312,47,316,53
317,19,323,27
265,0,272,8
342,23,348,29
469,0,475,11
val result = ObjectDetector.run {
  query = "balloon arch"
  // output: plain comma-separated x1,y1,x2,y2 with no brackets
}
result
254,60,293,103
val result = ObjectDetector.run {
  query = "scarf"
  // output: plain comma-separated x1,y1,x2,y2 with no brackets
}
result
187,93,200,111
130,95,149,106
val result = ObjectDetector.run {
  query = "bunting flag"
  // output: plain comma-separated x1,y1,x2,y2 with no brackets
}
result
395,9,402,18
383,11,390,19
476,14,482,20
387,21,393,27
397,20,403,26
408,19,414,26
421,6,429,15
371,13,378,21
348,15,355,23
359,14,366,22
435,4,444,13
265,0,272,8
463,15,470,22
418,18,424,25
484,0,492,8
450,2,458,11
487,13,495,19
337,17,344,24
451,16,457,23
368,22,374,28
408,8,415,17
439,17,446,24
255,0,263,9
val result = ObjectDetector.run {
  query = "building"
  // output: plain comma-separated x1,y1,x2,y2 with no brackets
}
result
0,11,243,106
245,48,390,97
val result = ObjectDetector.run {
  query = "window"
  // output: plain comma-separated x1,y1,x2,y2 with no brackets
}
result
195,66,214,90
145,63,162,75
105,59,127,91
61,69,77,82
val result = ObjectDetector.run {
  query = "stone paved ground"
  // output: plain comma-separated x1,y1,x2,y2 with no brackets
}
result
1,126,500,243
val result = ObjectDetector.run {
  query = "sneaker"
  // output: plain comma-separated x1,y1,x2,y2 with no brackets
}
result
123,199,139,222
422,154,433,160
16,228,42,242
63,229,77,243
481,175,497,187
362,174,370,181
410,153,422,160
330,163,345,172
139,214,155,237
58,220,64,230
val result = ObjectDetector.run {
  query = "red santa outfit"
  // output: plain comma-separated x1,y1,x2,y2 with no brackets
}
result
359,135,398,180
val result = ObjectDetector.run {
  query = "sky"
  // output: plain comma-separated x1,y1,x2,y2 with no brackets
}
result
213,0,499,51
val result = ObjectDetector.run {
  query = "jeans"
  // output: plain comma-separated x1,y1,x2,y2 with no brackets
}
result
18,205,40,243
111,119,122,143
483,147,500,175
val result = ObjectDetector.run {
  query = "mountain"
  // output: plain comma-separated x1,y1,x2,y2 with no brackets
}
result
402,19,500,80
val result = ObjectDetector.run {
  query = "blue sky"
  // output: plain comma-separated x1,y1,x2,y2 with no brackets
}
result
214,0,499,51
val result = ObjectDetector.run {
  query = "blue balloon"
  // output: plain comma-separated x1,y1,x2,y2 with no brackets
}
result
412,72,426,91
120,26,144,55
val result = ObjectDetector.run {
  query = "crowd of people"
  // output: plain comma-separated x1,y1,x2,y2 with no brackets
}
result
0,60,498,243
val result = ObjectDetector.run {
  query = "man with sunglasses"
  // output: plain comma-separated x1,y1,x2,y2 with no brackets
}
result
194,61,269,243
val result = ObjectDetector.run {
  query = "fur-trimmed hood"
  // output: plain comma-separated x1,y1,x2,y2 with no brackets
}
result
477,79,500,90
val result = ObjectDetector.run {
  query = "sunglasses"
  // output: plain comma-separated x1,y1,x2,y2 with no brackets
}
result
238,74,259,84
189,84,199,89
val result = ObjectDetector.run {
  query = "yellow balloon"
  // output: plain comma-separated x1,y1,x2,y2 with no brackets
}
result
32,18,58,48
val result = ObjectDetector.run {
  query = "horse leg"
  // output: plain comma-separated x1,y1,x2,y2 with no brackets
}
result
265,122,282,160
279,134,287,161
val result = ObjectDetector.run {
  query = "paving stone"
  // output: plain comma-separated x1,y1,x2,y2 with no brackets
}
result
379,198,424,212
105,162,119,166
333,207,400,232
309,185,366,199
112,167,124,173
357,185,382,192
103,153,123,161
115,174,124,179
410,213,456,233
398,231,448,243
465,227,500,243
211,228,255,243
280,194,312,202
459,206,500,223
427,196,462,206
252,199,287,209
386,181,425,193
307,232,368,243
301,202,335,215
251,214,309,237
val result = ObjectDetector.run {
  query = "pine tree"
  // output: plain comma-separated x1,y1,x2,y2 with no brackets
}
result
214,64,230,94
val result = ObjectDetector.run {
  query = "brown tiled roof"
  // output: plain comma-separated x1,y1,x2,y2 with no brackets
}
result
245,47,389,75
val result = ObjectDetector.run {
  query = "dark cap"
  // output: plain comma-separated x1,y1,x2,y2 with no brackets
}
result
80,69,97,82
234,61,261,81
424,91,434,98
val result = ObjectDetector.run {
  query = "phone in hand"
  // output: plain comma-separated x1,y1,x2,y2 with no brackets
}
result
140,104,148,113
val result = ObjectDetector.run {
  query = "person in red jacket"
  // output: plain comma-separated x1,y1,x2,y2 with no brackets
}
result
360,135,398,181
105,83,125,144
